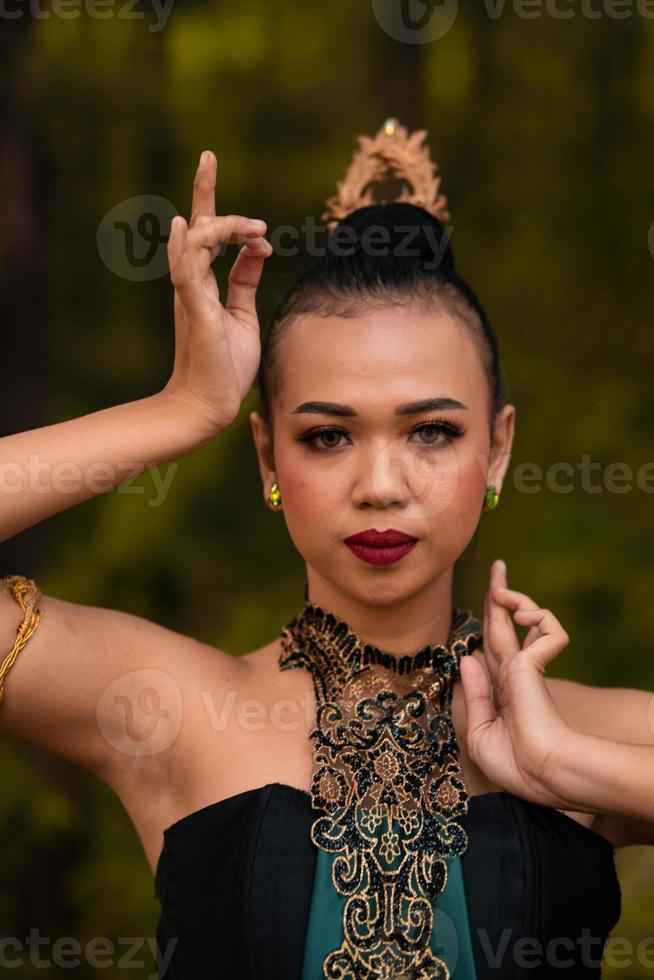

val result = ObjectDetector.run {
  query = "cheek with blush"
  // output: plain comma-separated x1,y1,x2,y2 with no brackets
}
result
275,467,344,557
455,453,488,513
424,455,487,542
413,445,485,520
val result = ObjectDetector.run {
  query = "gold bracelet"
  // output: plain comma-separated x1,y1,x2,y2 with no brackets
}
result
0,574,42,707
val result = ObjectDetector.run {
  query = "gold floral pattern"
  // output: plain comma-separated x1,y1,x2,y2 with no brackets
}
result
278,600,483,979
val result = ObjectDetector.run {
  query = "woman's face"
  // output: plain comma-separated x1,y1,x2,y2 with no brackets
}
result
251,302,515,608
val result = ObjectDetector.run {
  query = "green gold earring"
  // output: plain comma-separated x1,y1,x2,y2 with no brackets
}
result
267,482,283,511
482,484,499,511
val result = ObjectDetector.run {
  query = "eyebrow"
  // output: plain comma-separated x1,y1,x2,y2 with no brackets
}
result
291,397,469,417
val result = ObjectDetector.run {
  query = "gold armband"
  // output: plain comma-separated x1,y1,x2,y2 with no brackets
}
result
0,574,42,707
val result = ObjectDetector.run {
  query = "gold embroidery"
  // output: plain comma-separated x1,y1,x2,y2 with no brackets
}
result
279,602,483,980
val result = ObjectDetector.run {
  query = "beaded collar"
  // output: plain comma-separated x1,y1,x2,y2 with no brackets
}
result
279,598,484,700
278,595,484,979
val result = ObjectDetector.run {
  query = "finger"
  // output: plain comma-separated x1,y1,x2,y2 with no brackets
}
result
482,587,497,673
460,655,496,749
483,583,492,656
509,606,570,670
190,150,217,226
239,234,274,257
168,217,217,325
490,583,563,661
189,215,268,260
492,583,569,659
490,584,539,609
167,215,190,283
516,616,543,650
168,216,203,288
225,238,273,321
487,560,520,660
482,586,506,708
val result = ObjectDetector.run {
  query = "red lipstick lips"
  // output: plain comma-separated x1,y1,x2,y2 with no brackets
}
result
344,528,418,566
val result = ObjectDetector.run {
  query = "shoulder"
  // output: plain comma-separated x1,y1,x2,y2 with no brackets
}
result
0,585,246,775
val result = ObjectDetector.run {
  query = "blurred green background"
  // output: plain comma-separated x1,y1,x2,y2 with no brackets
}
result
1,2,653,977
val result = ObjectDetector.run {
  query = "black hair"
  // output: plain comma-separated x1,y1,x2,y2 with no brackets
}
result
256,201,509,428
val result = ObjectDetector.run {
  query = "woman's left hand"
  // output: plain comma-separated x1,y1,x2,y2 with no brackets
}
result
459,559,576,809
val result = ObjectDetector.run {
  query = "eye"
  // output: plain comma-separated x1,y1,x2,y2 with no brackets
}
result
410,419,465,446
298,426,350,450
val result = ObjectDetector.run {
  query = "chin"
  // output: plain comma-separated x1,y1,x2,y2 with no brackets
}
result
350,576,425,608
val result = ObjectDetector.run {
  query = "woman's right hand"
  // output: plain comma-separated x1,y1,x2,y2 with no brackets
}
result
163,150,273,437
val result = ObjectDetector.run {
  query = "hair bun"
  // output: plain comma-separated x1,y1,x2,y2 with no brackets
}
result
329,202,455,276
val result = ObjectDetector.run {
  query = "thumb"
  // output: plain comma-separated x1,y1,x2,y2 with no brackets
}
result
459,655,497,742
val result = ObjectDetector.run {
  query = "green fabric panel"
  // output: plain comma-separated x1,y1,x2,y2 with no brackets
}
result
301,848,347,980
301,847,477,979
433,854,478,979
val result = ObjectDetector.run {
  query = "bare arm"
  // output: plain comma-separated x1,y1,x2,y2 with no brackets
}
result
547,678,654,846
0,391,214,543
0,585,219,777
547,678,654,746
0,150,272,776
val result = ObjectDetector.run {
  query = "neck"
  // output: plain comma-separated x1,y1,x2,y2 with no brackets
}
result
304,566,457,656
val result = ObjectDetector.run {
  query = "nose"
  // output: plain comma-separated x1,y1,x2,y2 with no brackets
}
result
350,440,412,510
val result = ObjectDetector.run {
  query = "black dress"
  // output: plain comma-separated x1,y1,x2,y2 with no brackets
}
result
153,781,621,979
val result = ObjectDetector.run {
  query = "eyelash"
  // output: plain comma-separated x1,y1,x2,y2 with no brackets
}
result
297,416,466,451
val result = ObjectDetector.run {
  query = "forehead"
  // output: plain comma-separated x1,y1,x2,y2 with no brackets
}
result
277,305,488,414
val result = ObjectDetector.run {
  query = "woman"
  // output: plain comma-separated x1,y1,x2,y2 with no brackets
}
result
1,121,652,980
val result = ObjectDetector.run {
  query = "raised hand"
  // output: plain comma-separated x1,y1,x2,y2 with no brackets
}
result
163,150,273,436
459,559,575,808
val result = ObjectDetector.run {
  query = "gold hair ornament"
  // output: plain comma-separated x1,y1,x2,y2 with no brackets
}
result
322,117,450,231
0,574,42,707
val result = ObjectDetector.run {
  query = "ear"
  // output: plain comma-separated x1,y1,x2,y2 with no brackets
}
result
249,410,277,494
487,403,516,494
